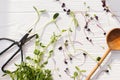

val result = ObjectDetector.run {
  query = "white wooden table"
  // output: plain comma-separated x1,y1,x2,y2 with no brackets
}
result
0,0,120,80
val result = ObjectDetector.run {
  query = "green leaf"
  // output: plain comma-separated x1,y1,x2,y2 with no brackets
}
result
75,66,80,72
34,49,40,55
35,34,39,39
69,28,73,32
62,29,67,32
33,6,40,15
26,56,31,60
73,18,79,27
53,13,59,20
49,50,53,53
74,72,78,77
39,10,46,13
40,42,46,48
80,70,86,72
35,40,40,46
43,61,48,65
96,56,101,61
75,66,86,73
2,73,7,76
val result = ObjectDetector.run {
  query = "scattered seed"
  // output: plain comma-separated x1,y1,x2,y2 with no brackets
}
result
59,74,61,77
95,15,99,20
64,60,68,64
63,9,66,12
86,37,89,40
105,70,109,73
83,53,87,56
70,57,72,60
87,28,90,31
89,39,92,42
67,9,71,15
90,17,93,20
84,25,88,29
104,32,106,35
58,46,63,50
66,68,69,70
61,3,65,8
101,0,106,7
64,40,68,46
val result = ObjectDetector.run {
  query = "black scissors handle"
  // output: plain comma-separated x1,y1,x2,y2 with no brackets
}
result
1,48,21,73
0,42,19,55
0,38,15,42
0,38,19,55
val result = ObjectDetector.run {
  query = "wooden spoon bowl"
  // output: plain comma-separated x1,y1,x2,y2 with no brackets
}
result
107,28,120,50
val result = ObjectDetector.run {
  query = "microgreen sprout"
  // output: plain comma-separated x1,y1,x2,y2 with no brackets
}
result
38,13,61,40
71,66,86,80
60,2,79,28
29,6,46,30
69,11,79,27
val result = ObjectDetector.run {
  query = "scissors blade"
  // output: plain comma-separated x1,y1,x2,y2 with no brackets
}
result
26,34,36,42
19,28,33,45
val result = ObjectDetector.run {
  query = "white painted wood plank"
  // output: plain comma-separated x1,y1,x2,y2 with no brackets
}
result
0,0,103,12
0,0,120,80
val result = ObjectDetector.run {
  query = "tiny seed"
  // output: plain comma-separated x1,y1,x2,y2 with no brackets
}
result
64,43,68,46
58,46,62,50
65,40,68,42
87,28,90,31
63,9,66,12
106,9,110,12
102,0,106,7
67,9,71,15
83,53,87,56
66,68,69,70
84,25,88,29
105,70,109,73
61,3,65,8
104,32,106,35
104,8,106,11
67,9,71,13
59,74,61,77
86,37,89,40
90,17,93,20
70,57,72,60
64,70,66,72
64,60,68,64
64,40,68,46
95,15,99,20
89,39,92,42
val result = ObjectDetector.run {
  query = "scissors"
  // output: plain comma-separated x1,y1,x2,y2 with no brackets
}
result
0,29,36,73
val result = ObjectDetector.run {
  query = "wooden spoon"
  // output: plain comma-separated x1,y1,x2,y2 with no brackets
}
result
86,28,120,80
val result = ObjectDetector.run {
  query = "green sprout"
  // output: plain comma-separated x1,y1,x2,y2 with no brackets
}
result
71,66,86,80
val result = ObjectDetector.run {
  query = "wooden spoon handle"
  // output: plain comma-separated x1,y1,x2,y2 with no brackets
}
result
86,48,111,80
